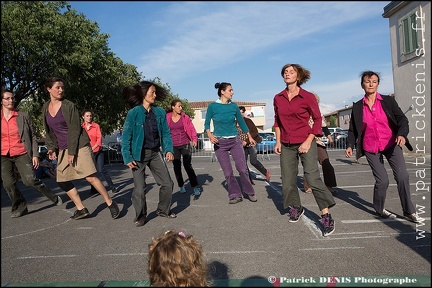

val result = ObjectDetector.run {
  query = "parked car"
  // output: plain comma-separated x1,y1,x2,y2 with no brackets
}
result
332,131,348,149
256,136,276,154
320,135,329,146
258,132,275,141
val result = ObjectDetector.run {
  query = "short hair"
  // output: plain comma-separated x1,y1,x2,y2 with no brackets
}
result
148,230,209,287
45,77,64,90
360,70,380,85
2,87,13,97
280,64,311,86
238,106,246,113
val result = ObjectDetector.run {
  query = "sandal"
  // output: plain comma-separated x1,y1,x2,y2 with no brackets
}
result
156,209,177,218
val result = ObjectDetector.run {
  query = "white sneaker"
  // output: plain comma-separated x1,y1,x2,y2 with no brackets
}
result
404,212,422,223
379,209,397,219
179,186,186,193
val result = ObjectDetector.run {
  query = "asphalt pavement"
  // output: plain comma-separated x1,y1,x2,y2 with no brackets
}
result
1,150,430,287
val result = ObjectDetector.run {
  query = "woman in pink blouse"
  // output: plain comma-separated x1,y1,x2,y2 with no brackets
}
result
166,100,201,199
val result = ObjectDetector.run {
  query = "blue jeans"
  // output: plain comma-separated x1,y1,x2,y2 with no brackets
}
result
214,136,255,199
1,154,58,213
90,151,115,192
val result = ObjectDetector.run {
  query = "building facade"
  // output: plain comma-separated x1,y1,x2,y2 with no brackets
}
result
188,101,267,133
383,1,431,154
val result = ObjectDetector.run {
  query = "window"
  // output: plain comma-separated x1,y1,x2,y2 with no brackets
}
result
399,7,425,62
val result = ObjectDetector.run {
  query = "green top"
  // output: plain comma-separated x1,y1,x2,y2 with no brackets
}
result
204,101,249,137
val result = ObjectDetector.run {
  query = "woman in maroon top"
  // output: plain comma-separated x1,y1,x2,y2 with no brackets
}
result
273,64,336,237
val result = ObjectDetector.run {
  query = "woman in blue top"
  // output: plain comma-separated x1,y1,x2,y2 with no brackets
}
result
121,81,176,227
204,82,257,204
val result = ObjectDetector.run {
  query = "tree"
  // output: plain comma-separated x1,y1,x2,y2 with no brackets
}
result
329,115,337,127
2,1,193,137
1,1,141,136
151,77,195,118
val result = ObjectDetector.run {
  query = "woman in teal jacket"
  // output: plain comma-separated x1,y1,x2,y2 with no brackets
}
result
121,81,176,227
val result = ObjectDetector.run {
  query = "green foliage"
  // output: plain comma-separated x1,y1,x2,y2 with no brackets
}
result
2,1,192,137
150,77,195,118
2,1,140,137
329,115,337,127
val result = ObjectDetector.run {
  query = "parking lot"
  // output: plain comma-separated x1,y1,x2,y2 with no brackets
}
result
1,150,430,287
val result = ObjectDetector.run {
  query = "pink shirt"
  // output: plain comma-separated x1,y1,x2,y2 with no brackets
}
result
362,93,396,153
1,110,27,156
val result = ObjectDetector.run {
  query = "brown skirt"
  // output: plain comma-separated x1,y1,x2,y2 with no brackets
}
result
56,146,97,182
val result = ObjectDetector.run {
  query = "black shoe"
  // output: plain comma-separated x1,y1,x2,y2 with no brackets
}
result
135,215,146,227
108,201,120,219
156,209,177,218
70,208,90,220
11,208,28,218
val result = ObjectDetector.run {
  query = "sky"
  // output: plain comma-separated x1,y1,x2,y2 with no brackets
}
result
69,1,394,130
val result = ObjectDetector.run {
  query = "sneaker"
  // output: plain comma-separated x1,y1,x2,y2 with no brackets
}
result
70,208,90,220
265,170,271,182
156,209,177,218
54,195,63,206
229,197,243,204
321,213,335,236
135,215,146,227
305,188,312,194
248,194,257,202
193,187,201,196
378,209,396,219
11,208,28,218
404,212,422,223
179,186,186,193
288,206,304,223
108,201,120,219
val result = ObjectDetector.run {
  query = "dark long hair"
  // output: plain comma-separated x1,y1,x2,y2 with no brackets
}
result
122,81,168,108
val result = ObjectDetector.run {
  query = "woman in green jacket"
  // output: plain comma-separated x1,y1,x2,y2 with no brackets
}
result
121,81,176,227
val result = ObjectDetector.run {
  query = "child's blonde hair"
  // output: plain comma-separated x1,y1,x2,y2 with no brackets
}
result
148,230,209,287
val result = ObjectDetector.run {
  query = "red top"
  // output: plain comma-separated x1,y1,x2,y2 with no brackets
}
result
273,87,323,145
81,121,102,152
1,110,27,156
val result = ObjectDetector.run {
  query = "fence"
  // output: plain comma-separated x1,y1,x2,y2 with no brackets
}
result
105,136,348,165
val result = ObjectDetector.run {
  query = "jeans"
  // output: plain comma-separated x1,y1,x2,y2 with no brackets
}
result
131,149,174,222
90,151,115,193
214,136,255,199
173,144,198,188
1,154,58,213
